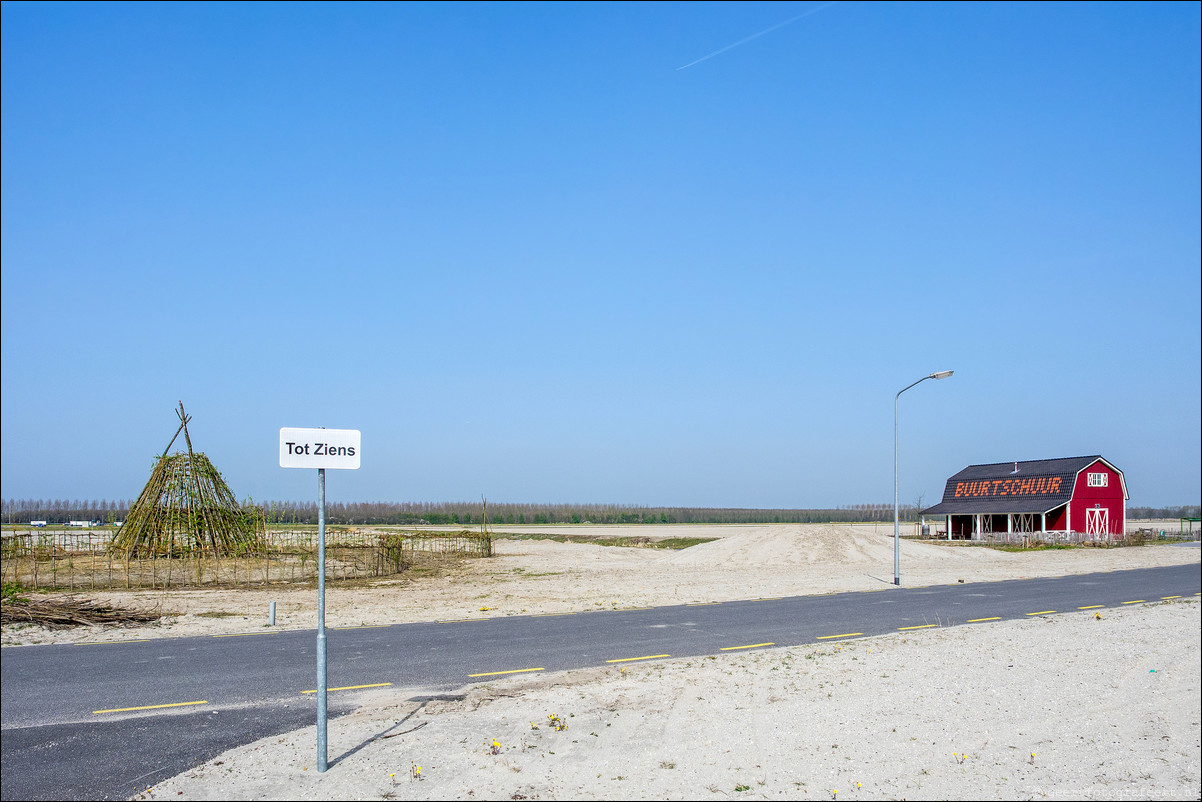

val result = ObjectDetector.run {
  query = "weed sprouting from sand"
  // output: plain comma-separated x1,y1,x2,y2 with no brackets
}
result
547,713,567,731
953,752,966,765
735,784,750,792
487,739,502,755
410,762,422,780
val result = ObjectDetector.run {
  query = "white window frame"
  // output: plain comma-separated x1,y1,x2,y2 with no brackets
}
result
1087,472,1108,487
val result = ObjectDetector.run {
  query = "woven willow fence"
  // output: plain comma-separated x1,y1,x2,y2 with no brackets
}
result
0,529,492,591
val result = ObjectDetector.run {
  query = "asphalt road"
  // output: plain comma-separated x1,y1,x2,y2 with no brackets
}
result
2,561,1199,800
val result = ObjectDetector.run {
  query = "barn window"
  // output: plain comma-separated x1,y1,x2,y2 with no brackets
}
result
1087,472,1108,487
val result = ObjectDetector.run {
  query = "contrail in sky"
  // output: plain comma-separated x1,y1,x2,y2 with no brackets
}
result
677,1,841,70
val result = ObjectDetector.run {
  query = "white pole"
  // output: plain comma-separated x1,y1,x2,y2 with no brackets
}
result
894,371,954,585
317,467,328,772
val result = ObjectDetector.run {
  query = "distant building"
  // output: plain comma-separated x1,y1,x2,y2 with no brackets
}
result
921,455,1127,540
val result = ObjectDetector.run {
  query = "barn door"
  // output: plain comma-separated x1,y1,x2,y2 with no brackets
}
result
1085,507,1109,537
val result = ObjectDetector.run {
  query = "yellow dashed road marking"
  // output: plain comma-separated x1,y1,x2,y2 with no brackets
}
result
302,683,392,694
94,700,206,715
468,668,545,678
720,643,775,651
606,654,670,663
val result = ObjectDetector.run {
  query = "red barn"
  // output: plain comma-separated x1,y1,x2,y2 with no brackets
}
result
921,455,1128,541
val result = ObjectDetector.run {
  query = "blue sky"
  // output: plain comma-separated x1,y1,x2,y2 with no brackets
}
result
2,1,1199,508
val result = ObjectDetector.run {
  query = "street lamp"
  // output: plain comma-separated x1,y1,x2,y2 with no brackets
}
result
894,370,954,585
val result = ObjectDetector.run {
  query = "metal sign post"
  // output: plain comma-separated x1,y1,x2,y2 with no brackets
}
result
316,466,327,771
280,427,360,773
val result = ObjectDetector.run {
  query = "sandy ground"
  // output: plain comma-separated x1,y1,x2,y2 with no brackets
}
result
3,524,1200,799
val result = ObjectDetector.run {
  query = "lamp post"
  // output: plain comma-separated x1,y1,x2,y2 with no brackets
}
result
894,370,953,586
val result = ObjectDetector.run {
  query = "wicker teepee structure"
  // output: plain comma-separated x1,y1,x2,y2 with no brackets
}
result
112,402,266,557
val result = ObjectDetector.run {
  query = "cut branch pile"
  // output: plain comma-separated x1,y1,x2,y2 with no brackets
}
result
1,594,163,630
111,402,266,558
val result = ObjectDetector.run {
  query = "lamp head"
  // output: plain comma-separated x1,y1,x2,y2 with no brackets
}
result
930,370,954,380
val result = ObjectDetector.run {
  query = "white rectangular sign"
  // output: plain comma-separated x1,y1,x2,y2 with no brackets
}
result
279,427,361,469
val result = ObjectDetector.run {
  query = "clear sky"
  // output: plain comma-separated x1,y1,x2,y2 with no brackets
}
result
2,1,1199,509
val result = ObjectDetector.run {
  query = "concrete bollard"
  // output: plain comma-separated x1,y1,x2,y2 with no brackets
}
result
269,601,276,627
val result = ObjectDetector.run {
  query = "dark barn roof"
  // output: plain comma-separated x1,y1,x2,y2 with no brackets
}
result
922,456,1111,516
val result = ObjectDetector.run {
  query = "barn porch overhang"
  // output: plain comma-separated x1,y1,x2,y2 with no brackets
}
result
920,501,1069,540
922,499,1062,516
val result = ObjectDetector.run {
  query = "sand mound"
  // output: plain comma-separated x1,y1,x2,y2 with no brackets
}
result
664,524,1015,569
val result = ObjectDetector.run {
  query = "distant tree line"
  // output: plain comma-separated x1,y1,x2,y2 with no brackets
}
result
5,499,1197,527
2,499,134,524
1128,505,1200,519
5,499,910,526
251,501,908,526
